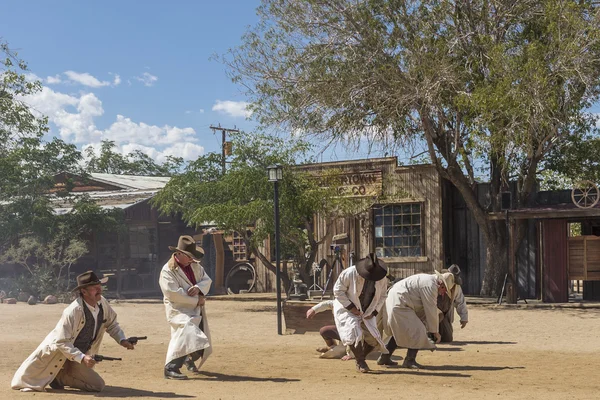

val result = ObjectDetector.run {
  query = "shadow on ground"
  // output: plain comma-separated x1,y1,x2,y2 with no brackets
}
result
192,371,301,383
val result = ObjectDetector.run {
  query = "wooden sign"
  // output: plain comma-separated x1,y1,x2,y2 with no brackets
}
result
333,170,383,197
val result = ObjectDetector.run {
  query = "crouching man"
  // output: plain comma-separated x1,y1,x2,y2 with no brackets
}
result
379,271,454,369
11,271,134,392
333,253,388,373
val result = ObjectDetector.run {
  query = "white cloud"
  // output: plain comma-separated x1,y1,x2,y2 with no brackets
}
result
22,87,104,143
112,74,121,86
46,75,62,84
185,109,205,115
21,84,203,162
135,72,158,87
64,71,111,88
212,100,251,118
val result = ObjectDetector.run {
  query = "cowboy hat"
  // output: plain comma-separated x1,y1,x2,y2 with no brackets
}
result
168,235,204,260
443,264,463,286
72,271,108,292
355,253,388,282
435,270,455,293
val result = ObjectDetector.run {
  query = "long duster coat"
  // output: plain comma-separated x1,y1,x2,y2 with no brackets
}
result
158,256,212,366
11,296,126,391
384,273,440,350
333,266,388,351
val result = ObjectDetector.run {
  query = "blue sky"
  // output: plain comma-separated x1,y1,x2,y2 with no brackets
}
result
1,1,274,162
3,1,596,168
1,0,389,165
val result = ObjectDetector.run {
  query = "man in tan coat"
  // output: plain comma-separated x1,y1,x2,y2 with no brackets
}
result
11,271,134,392
159,235,212,380
378,271,455,369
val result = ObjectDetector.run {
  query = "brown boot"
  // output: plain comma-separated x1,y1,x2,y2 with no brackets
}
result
401,349,422,369
349,343,370,373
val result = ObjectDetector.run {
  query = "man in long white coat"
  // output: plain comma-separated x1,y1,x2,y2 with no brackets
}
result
438,265,468,343
159,235,212,380
378,271,455,369
11,271,134,392
333,253,388,373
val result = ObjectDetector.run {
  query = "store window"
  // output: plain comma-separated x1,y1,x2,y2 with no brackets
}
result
373,203,422,257
128,226,157,259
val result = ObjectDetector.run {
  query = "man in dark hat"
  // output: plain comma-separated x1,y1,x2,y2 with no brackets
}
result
159,235,212,380
332,253,389,373
12,271,134,392
437,264,468,343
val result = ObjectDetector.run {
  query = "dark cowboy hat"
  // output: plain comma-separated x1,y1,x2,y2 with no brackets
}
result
168,235,204,260
355,253,388,281
72,271,108,292
448,264,463,286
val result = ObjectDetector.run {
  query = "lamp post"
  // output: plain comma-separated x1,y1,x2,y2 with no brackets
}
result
267,164,284,335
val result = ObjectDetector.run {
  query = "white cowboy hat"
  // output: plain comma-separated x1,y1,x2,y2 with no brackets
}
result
434,270,455,293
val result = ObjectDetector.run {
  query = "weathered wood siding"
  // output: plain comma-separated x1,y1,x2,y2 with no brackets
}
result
306,158,444,284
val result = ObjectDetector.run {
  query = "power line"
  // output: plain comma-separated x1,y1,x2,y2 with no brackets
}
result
210,124,239,175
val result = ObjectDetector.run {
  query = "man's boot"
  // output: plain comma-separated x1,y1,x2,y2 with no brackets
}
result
316,338,336,353
377,337,399,366
401,349,421,369
349,343,370,373
164,358,189,380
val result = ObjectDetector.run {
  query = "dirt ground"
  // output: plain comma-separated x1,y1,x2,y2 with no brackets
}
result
2,299,600,400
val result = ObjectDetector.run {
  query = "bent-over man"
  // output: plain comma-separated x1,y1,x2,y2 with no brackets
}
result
159,235,212,380
438,265,468,343
11,271,134,392
379,271,455,369
333,253,388,373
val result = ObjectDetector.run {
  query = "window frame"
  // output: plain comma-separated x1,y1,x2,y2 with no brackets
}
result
372,202,425,261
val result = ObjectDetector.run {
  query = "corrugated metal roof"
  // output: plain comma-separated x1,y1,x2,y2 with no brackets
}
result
50,189,158,214
89,173,171,190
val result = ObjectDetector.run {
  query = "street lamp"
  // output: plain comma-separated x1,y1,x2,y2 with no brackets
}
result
267,164,283,335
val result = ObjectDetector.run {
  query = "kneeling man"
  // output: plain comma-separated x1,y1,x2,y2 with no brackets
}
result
11,271,134,392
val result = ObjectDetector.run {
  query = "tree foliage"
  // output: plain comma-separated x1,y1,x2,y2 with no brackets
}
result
0,40,82,247
152,131,373,290
226,0,600,295
84,140,185,176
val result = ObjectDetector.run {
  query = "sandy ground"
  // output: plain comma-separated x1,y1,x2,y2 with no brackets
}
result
2,299,600,400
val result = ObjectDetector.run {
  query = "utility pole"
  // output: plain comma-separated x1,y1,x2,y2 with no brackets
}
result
210,124,239,175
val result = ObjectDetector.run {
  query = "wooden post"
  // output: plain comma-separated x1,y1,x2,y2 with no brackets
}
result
507,216,518,304
213,233,225,293
116,231,122,299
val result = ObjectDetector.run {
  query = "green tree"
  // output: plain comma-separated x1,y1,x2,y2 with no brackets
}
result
0,40,82,248
85,140,185,176
225,0,600,296
152,131,372,291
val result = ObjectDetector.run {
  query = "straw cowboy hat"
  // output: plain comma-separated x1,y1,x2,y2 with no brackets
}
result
168,235,204,260
72,271,108,292
355,253,388,282
435,270,455,293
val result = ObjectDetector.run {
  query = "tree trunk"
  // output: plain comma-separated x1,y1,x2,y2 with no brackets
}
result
250,247,291,293
480,232,509,296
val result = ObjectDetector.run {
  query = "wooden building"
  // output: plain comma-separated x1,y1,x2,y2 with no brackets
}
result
289,157,445,286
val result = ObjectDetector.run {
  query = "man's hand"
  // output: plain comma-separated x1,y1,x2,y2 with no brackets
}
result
120,339,135,350
432,332,441,343
460,320,468,329
197,296,206,307
350,308,361,316
188,286,201,297
306,309,316,319
364,313,375,320
82,355,96,368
